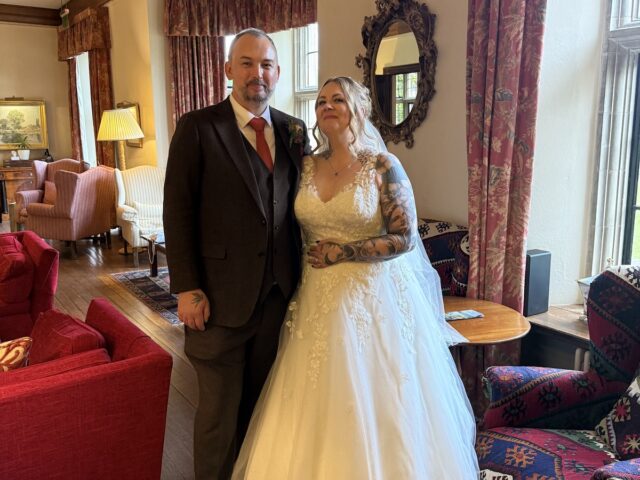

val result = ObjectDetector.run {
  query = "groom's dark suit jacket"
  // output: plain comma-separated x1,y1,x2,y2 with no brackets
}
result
163,98,308,343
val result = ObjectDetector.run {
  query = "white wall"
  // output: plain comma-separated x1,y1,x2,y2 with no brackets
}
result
529,0,606,304
108,0,158,168
319,0,605,304
0,22,71,164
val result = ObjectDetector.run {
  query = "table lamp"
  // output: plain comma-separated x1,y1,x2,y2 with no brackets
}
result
96,109,144,170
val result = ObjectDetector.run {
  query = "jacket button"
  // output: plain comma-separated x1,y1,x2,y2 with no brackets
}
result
275,225,280,231
261,219,266,225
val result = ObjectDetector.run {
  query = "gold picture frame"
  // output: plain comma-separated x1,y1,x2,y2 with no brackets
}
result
0,99,48,150
116,101,143,148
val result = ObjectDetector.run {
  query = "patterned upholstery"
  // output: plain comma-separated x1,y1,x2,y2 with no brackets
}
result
24,166,115,247
15,159,87,226
418,218,469,296
114,166,164,266
477,266,640,478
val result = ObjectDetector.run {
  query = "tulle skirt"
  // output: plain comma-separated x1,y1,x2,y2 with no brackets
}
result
232,255,479,479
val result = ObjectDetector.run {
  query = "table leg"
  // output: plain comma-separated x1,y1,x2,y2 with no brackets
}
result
148,239,158,277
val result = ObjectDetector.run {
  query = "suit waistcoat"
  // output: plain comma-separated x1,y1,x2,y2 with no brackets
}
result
241,132,298,302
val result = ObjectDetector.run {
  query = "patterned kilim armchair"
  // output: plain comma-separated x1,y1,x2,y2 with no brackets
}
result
418,218,469,296
476,266,640,479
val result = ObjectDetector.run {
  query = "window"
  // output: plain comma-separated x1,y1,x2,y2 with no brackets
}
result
294,23,318,145
391,70,417,124
592,2,640,268
75,52,96,167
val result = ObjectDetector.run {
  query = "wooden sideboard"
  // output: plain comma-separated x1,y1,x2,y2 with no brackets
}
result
0,165,34,214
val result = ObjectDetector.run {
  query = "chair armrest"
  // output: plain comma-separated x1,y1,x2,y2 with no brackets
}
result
15,190,43,212
483,366,627,429
592,459,640,479
117,204,138,223
25,202,67,218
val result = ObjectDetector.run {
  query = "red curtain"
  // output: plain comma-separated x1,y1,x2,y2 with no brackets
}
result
67,58,82,161
169,36,226,127
58,7,114,166
164,0,317,127
89,48,115,167
463,0,547,419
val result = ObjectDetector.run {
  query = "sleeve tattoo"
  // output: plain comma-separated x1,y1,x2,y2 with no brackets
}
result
322,153,417,265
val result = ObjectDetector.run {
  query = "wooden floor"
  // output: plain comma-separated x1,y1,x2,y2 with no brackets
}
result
1,217,196,480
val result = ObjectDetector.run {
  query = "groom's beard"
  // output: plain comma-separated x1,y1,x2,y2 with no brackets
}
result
242,79,273,104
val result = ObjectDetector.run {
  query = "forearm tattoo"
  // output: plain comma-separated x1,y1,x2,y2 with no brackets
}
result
323,153,417,265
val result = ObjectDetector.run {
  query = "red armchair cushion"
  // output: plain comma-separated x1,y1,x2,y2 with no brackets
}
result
0,236,34,304
29,309,105,365
0,337,32,371
0,348,110,387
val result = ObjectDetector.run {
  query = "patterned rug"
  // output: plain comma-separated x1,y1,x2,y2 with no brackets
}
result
110,267,179,325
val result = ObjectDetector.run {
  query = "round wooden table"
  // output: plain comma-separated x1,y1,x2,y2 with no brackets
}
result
443,297,531,345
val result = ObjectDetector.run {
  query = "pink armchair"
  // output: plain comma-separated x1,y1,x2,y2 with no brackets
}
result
15,159,87,228
25,166,116,257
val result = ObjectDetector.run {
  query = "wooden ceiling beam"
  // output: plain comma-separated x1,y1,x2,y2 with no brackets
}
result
0,4,61,27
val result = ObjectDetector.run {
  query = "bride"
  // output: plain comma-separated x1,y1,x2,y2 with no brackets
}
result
232,76,479,479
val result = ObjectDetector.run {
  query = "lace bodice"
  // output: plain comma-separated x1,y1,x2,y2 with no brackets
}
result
295,150,384,246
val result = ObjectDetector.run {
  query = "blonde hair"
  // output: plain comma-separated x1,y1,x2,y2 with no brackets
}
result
312,76,373,156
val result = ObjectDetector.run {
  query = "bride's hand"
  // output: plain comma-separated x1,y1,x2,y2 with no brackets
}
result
308,240,345,268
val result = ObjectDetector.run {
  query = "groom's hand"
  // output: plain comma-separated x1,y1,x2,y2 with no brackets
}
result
177,289,210,331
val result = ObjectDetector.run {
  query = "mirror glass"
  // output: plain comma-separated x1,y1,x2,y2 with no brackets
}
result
373,21,420,126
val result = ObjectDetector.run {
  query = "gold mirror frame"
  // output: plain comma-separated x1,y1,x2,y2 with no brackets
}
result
356,0,437,148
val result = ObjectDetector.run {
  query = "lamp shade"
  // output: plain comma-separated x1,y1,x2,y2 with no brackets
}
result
96,109,144,141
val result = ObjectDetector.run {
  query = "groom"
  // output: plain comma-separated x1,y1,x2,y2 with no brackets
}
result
163,28,310,479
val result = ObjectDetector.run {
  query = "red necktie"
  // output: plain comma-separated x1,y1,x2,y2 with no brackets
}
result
248,117,273,172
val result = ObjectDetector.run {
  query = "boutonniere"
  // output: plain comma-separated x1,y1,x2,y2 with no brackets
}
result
288,119,305,155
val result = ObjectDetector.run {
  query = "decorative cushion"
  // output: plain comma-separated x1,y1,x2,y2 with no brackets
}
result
0,235,34,304
0,337,32,372
418,218,469,296
595,369,640,460
29,309,105,365
0,348,110,387
43,180,57,205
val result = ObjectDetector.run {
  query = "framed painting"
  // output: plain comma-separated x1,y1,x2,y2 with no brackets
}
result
0,99,48,150
116,101,143,148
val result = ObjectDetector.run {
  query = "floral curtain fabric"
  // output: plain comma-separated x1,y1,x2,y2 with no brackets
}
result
58,7,114,167
464,0,547,418
164,0,317,127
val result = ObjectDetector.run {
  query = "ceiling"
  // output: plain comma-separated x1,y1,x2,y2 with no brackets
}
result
1,1,62,8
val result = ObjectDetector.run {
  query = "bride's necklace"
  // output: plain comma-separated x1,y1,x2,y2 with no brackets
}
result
326,155,358,177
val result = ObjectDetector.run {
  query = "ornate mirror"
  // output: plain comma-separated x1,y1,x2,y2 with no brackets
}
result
356,0,437,148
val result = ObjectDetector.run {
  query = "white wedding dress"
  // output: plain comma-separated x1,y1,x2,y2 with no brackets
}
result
232,152,479,479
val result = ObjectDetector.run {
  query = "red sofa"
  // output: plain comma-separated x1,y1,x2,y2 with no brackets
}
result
0,230,59,340
0,298,173,480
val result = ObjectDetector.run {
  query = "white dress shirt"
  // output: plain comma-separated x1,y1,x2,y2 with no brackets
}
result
229,94,277,164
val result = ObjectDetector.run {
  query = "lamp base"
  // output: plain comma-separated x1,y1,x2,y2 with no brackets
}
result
117,140,127,170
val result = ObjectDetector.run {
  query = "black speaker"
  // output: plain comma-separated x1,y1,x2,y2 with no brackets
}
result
523,249,551,317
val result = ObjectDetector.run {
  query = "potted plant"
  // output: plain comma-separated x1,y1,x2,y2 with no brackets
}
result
16,135,30,160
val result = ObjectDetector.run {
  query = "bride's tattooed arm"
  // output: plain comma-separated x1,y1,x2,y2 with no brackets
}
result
308,153,417,268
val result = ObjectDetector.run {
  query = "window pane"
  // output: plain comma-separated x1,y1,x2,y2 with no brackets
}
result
307,51,318,89
395,75,404,99
407,73,418,99
395,103,404,123
632,211,640,264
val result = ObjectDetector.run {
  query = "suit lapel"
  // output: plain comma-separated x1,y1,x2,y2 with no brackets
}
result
210,98,265,218
271,108,302,176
